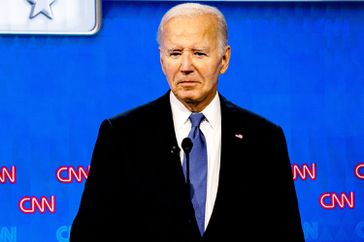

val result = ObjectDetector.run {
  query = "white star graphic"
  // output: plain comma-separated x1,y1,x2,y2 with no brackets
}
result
27,0,57,19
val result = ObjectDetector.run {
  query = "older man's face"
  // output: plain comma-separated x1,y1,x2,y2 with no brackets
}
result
160,14,231,112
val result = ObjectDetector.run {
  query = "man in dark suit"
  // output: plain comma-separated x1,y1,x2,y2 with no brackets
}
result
70,2,305,242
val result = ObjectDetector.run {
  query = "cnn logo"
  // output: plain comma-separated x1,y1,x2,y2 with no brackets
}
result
19,195,56,214
56,165,90,183
319,192,355,209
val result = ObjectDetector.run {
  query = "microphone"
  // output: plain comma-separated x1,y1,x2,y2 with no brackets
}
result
182,137,193,197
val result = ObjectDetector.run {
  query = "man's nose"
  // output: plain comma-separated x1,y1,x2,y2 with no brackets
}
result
180,52,194,74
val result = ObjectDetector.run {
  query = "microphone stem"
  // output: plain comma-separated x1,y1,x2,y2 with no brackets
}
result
182,137,193,198
186,152,191,197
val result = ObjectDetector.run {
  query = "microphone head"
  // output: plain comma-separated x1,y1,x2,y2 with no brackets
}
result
182,137,193,153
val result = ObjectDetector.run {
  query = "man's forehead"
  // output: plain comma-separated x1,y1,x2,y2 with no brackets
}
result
159,14,219,51
163,18,217,40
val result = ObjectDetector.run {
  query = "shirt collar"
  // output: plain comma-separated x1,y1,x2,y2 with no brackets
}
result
169,91,221,130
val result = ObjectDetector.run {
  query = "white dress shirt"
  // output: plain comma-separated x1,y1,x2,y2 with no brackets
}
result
169,91,221,229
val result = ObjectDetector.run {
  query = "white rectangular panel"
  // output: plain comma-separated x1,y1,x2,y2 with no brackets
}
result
0,0,101,35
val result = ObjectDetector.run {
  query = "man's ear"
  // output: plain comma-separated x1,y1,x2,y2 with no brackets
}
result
220,45,231,74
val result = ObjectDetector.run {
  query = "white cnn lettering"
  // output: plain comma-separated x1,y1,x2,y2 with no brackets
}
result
19,195,56,214
319,192,355,209
56,165,89,183
0,166,16,184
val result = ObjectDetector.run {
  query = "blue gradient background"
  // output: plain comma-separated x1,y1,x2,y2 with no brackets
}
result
1,1,364,241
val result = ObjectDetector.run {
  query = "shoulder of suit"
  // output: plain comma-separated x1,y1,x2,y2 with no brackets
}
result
220,94,282,131
106,92,170,127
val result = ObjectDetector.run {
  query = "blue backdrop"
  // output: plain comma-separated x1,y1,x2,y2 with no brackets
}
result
1,1,364,241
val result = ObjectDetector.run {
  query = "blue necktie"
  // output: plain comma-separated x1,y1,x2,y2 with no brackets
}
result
183,112,207,235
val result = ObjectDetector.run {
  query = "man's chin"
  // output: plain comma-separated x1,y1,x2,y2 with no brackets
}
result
176,92,200,104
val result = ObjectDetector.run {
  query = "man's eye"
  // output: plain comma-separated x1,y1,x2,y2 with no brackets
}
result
195,52,206,56
169,52,181,57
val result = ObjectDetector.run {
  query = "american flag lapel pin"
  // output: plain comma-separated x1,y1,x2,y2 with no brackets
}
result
235,133,243,140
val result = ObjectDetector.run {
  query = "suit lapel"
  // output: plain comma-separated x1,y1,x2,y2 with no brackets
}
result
204,94,248,236
149,91,186,186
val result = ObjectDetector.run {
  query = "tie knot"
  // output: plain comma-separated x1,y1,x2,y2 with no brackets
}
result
189,112,205,128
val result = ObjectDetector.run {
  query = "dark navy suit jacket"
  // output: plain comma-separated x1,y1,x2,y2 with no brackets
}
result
70,91,305,242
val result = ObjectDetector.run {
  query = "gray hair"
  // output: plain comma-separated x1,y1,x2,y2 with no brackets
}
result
157,2,228,53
